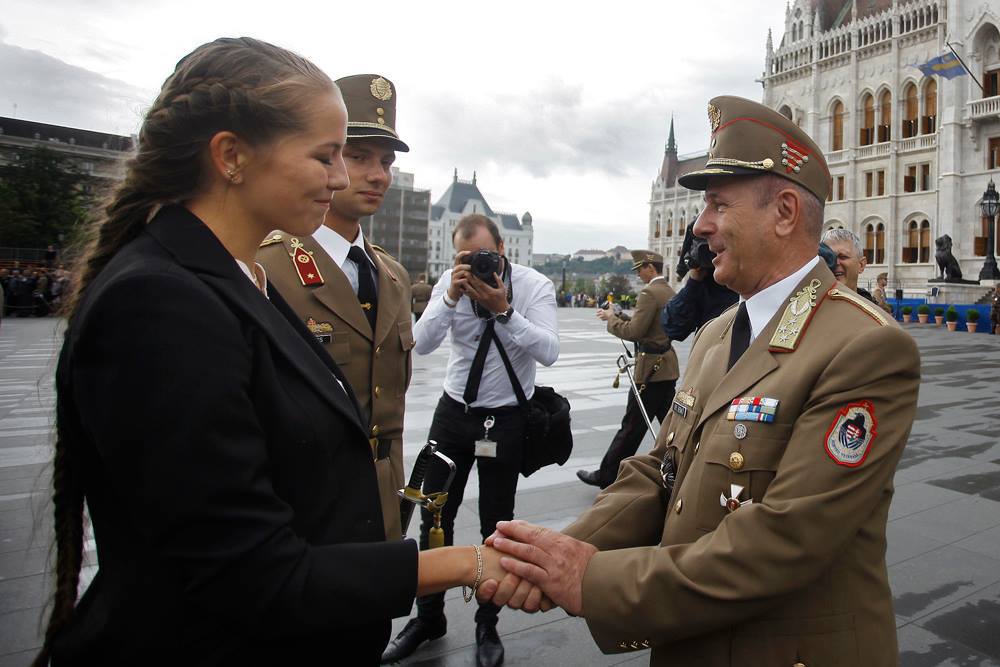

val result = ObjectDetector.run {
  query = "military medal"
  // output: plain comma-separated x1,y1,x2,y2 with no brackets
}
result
305,317,334,344
475,416,497,458
288,237,324,286
720,484,752,513
727,396,779,423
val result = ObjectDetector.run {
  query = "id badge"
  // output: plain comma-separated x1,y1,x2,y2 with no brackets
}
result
476,416,498,458
475,438,498,458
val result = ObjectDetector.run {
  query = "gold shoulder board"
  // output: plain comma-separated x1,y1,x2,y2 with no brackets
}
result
768,278,823,352
259,233,283,248
827,288,889,326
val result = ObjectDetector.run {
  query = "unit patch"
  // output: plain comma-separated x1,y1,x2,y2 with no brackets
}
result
727,397,779,423
824,400,877,467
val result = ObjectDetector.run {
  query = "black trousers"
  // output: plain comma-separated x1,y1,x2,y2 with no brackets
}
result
416,394,526,626
597,379,675,488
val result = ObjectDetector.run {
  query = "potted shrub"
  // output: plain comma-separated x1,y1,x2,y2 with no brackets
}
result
966,308,980,333
901,305,912,323
934,306,945,326
945,306,959,331
916,304,930,324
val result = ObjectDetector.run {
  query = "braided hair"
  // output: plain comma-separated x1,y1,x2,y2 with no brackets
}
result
35,37,334,666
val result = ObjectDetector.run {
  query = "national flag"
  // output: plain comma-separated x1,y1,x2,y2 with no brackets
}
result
917,52,967,80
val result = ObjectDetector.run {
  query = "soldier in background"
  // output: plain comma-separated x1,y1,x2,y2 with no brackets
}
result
411,273,432,322
577,250,678,489
257,74,413,540
872,272,893,314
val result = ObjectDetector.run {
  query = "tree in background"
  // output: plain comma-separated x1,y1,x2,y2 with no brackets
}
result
0,146,96,249
601,273,634,301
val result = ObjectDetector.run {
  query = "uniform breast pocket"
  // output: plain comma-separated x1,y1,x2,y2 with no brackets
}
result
398,320,415,352
397,321,415,396
696,423,791,531
329,331,351,366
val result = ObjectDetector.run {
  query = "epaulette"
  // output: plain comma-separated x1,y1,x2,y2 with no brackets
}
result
370,243,397,260
827,287,890,326
768,278,823,352
259,233,283,248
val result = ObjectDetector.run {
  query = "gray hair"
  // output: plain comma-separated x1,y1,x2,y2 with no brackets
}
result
821,228,864,258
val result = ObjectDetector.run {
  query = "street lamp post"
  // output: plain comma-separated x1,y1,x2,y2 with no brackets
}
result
980,179,1000,281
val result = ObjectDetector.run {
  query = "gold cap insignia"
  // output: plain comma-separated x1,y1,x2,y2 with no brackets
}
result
370,77,393,101
708,103,722,132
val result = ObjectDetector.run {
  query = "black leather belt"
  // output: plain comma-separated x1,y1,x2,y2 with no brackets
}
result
369,438,392,461
639,343,670,354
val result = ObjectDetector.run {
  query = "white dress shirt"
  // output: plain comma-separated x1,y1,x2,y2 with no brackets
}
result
235,259,269,298
742,256,820,342
312,224,378,296
414,263,560,408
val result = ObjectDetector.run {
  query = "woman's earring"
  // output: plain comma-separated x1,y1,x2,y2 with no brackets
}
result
226,167,242,184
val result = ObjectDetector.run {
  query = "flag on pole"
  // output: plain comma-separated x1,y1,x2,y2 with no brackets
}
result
917,52,968,79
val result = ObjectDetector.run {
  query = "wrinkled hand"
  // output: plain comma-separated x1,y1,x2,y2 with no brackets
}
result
464,272,509,315
489,520,597,616
478,531,554,612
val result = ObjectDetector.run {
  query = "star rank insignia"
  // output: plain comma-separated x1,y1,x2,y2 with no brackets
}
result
769,278,823,352
288,237,324,286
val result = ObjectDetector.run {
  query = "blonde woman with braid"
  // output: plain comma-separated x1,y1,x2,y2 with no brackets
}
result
36,38,510,667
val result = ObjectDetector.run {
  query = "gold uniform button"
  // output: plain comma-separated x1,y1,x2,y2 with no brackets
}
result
376,117,385,125
371,425,380,437
376,107,385,116
674,498,683,514
666,431,674,444
375,345,382,356
729,451,745,471
793,663,806,667
374,386,382,398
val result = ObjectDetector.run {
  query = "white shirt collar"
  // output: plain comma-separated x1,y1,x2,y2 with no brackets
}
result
649,275,666,285
235,259,269,297
742,256,819,341
312,224,376,271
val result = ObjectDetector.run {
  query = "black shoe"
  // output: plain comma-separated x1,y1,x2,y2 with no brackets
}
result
576,469,603,488
475,623,504,667
381,616,447,664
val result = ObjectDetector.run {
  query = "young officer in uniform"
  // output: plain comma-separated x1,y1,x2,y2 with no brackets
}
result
487,96,921,667
577,250,678,489
411,273,433,322
257,74,413,541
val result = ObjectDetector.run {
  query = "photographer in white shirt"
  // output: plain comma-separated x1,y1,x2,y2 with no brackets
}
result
382,214,558,666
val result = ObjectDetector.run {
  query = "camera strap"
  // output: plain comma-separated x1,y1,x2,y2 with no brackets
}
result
461,319,530,413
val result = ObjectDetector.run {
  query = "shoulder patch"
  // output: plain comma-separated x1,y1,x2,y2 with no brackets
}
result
259,233,283,247
827,288,889,326
768,278,823,352
824,400,877,467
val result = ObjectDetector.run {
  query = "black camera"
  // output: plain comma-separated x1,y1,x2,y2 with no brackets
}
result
462,249,503,286
676,222,716,278
600,300,624,316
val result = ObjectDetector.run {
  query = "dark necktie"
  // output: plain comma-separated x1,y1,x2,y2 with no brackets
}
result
463,320,496,405
728,302,751,371
347,246,377,331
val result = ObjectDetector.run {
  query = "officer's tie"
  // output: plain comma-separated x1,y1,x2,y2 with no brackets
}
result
347,246,378,331
727,301,751,371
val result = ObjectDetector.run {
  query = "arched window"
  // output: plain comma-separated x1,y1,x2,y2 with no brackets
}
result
865,222,886,263
831,100,845,151
922,80,937,133
779,105,793,120
902,83,918,138
878,90,892,142
666,213,673,237
861,94,875,145
903,221,920,263
919,220,931,262
654,214,661,239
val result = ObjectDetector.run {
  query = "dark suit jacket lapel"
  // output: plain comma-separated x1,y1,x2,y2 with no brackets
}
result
145,206,367,437
367,239,401,348
304,236,373,341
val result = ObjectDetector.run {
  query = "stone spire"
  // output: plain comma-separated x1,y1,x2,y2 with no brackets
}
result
659,115,679,188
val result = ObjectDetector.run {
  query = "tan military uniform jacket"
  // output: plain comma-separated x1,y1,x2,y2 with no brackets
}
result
564,262,920,666
411,282,432,315
606,277,679,384
257,233,414,540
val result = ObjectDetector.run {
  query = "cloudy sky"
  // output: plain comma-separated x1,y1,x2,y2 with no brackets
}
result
0,1,787,254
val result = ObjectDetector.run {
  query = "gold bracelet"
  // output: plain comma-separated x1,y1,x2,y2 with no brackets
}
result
463,544,483,603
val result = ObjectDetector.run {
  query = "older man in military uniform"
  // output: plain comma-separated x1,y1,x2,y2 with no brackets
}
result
257,74,413,540
577,250,678,489
486,96,921,667
411,273,432,322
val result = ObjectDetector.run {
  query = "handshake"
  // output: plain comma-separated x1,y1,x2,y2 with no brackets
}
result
474,520,598,616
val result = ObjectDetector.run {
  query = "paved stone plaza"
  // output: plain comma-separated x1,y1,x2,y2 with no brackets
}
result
1,310,999,666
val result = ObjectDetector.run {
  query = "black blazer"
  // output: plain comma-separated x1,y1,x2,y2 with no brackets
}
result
52,206,417,666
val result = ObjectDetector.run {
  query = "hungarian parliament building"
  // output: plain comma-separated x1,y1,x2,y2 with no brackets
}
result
648,0,1000,293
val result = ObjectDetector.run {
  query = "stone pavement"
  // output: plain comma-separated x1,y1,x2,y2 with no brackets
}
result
1,310,999,666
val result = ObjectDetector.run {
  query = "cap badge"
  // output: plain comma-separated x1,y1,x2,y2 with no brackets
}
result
370,77,393,101
707,103,722,132
780,140,811,174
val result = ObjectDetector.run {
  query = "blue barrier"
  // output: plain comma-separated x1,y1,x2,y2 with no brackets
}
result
887,299,992,333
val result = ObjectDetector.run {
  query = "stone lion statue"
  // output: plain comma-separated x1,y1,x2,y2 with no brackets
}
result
935,234,963,282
